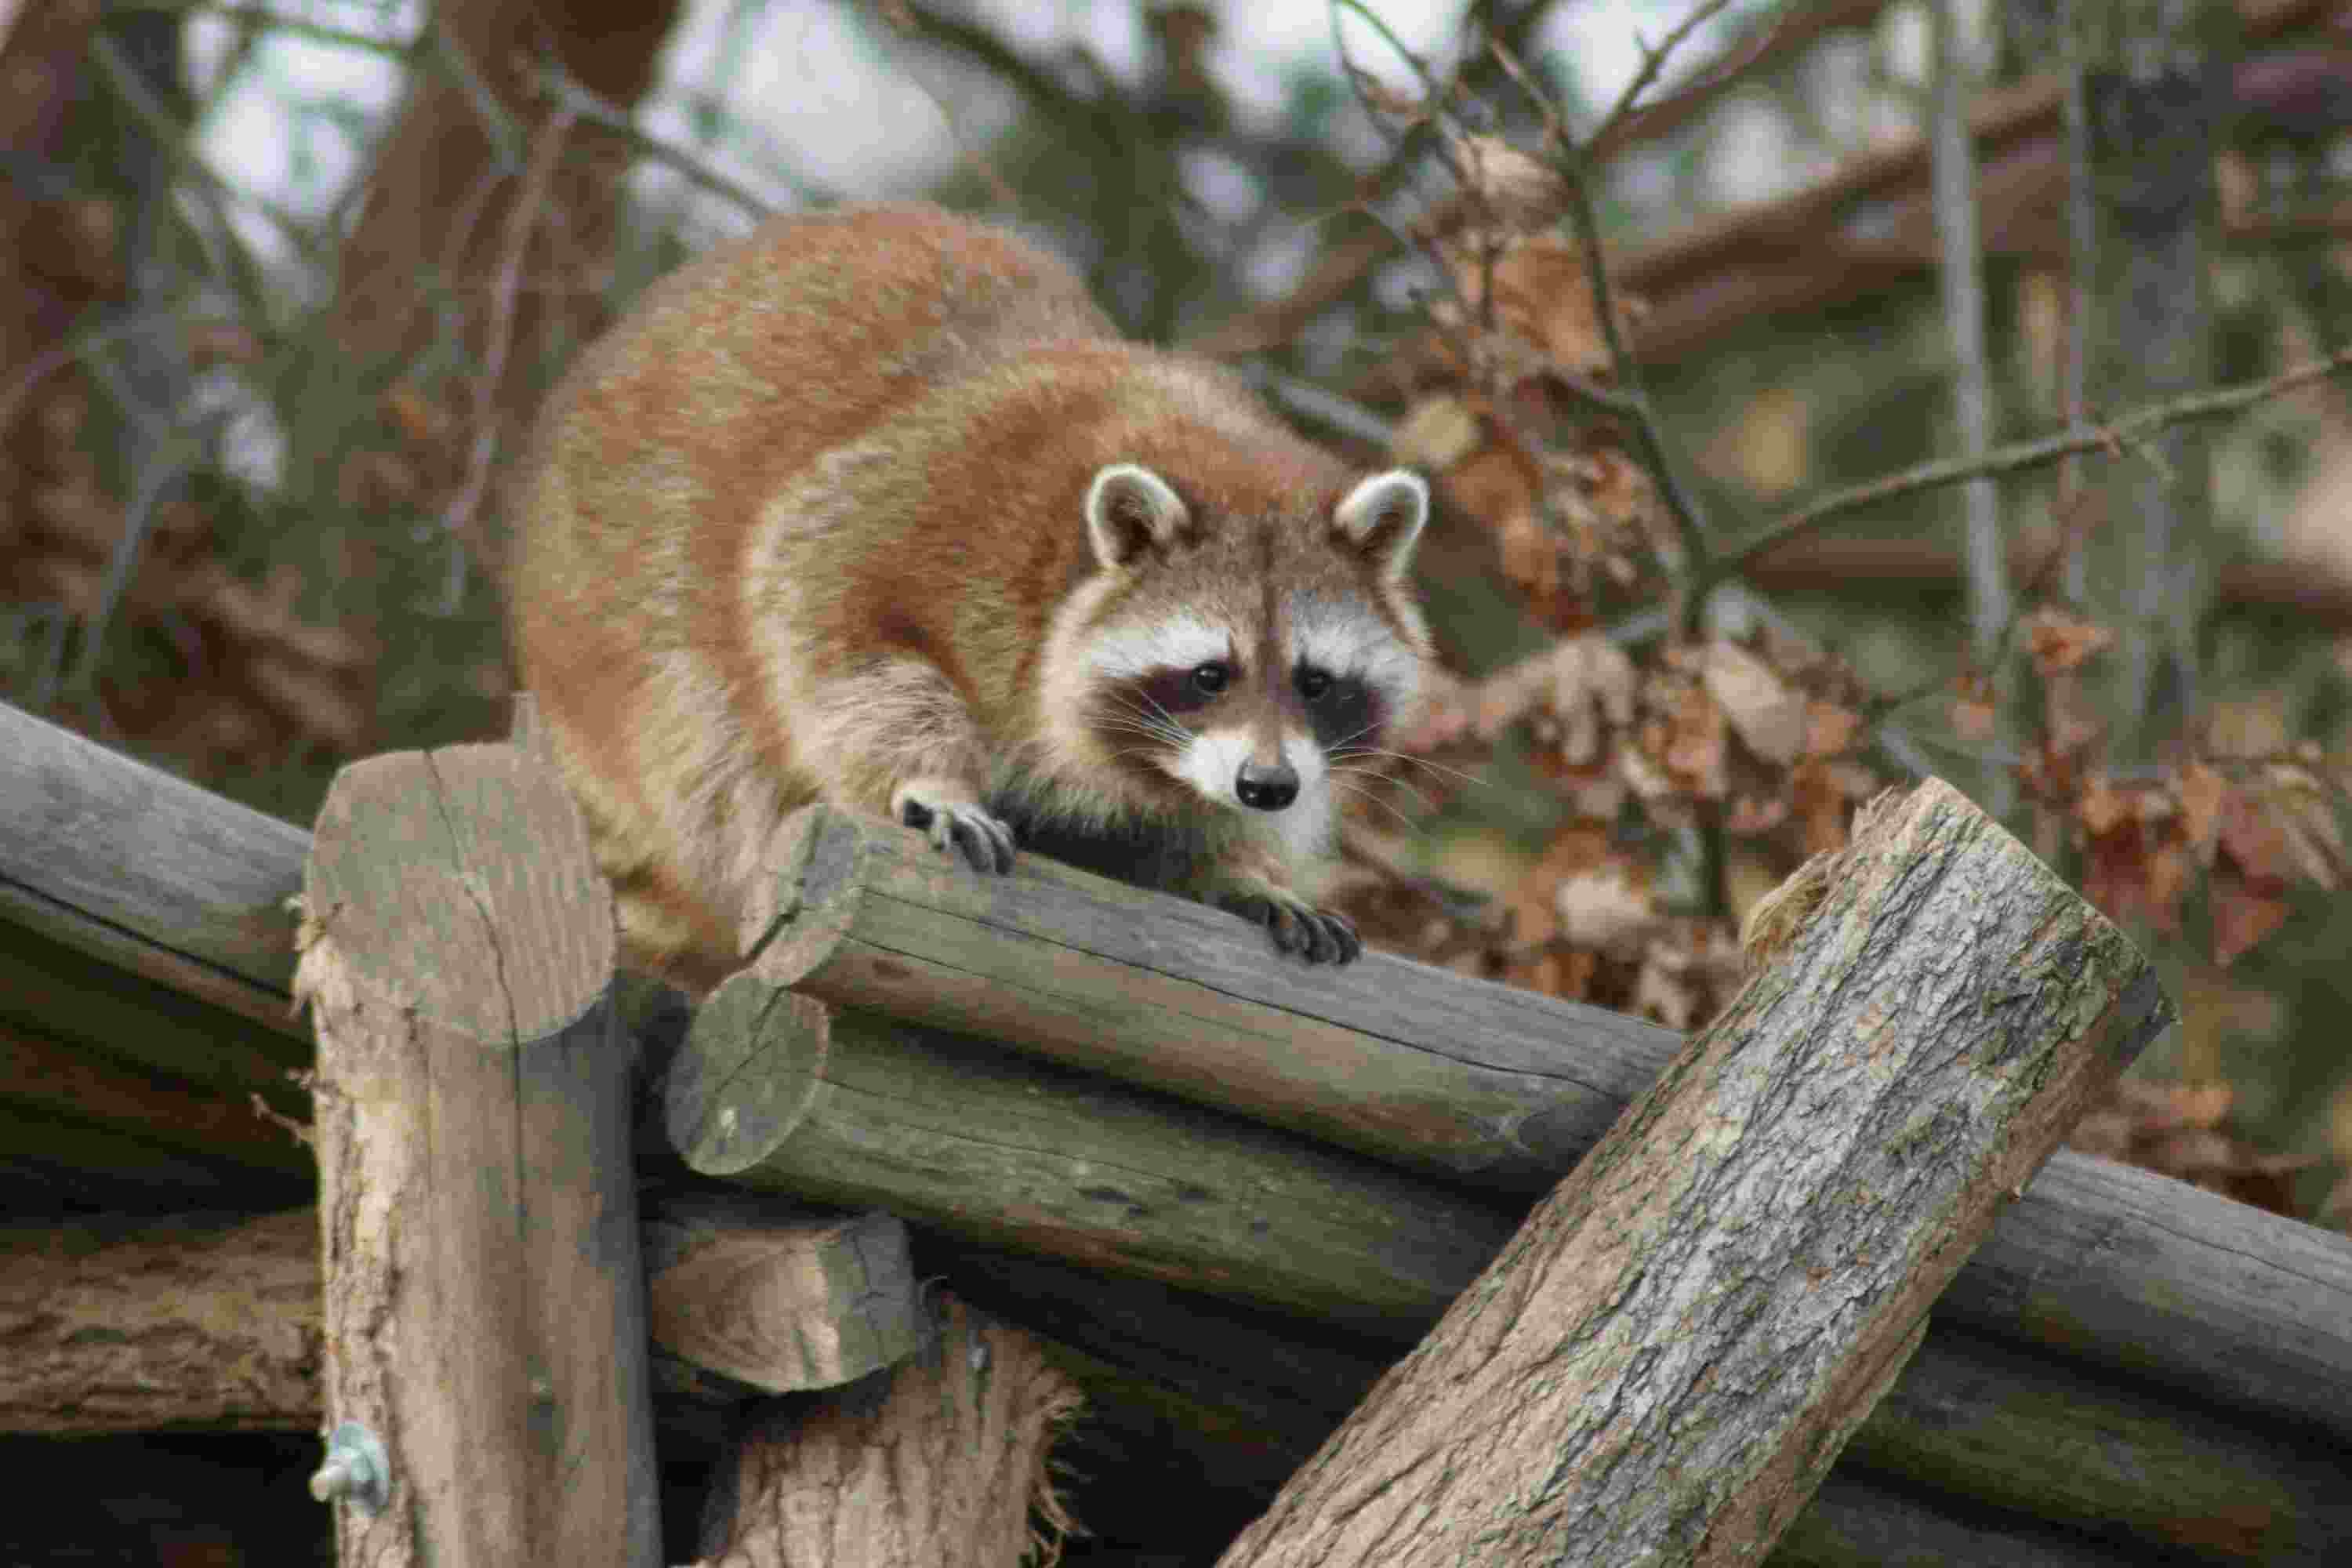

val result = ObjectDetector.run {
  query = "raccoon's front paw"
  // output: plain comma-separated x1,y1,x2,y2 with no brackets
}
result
891,780,1017,876
1218,890,1363,965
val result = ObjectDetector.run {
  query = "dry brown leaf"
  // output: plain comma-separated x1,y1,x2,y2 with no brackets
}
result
1553,867,1657,956
383,383,451,446
1701,640,1804,766
2077,775,2130,837
1541,632,1638,768
1951,675,1997,744
2024,608,2116,677
2209,867,2291,967
1449,236,1618,379
1802,699,1863,759
2254,764,2345,890
1659,681,1729,798
1445,132,1570,233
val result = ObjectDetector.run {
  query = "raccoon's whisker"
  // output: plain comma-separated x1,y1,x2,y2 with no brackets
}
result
1329,776,1422,834
1332,747,1489,789
1329,764,1434,812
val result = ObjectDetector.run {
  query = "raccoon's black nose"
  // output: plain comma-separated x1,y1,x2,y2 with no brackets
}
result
1236,760,1298,811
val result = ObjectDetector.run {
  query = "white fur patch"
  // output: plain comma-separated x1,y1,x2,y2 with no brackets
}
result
1333,470,1428,572
1177,724,1334,868
1087,612,1232,681
1287,592,1421,706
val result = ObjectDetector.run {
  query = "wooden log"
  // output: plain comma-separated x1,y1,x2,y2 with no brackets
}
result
687,1296,1080,1568
645,1193,924,1394
938,1240,2352,1567
0,1210,318,1433
735,801,1675,1190
666,978,1519,1330
0,1020,308,1192
7,698,2351,1449
0,700,304,1033
300,740,659,1567
1218,780,2166,1568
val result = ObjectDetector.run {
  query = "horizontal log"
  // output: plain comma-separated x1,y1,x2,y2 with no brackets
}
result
739,802,1681,1188
733,802,2352,1442
933,1242,2332,1568
5,698,2350,1443
645,1194,923,1395
673,999,2352,1564
0,1210,318,1433
670,984,1517,1331
0,702,304,1033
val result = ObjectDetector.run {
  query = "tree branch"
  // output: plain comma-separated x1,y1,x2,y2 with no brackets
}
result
1718,347,2352,576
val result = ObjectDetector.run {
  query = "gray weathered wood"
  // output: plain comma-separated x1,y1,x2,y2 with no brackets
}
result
740,802,1672,1187
1220,780,2167,1568
6,696,2351,1447
942,1239,2352,1567
0,701,304,1030
301,740,659,1568
645,1194,924,1394
668,980,1517,1331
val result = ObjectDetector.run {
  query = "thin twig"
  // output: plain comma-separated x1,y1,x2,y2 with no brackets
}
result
1588,0,1738,146
528,62,802,216
1488,34,1719,601
1720,346,2352,575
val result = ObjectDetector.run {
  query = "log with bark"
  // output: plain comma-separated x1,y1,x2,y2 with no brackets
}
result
1217,781,2165,1566
684,1297,1080,1568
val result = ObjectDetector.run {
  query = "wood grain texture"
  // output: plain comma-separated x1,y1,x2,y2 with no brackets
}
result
8,710,2351,1447
1219,779,2169,1568
301,740,658,1568
0,699,305,1025
0,1210,318,1433
646,1195,924,1393
668,982,1518,1331
689,1297,1080,1568
742,803,1677,1188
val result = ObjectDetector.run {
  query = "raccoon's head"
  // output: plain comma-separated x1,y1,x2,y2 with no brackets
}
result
1037,460,1432,861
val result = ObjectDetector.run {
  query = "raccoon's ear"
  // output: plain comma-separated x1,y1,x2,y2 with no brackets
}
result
1332,470,1428,582
1085,464,1192,568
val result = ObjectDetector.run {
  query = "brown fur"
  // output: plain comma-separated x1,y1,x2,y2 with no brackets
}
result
510,205,1428,992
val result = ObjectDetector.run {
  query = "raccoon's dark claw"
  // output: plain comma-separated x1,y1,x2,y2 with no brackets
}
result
895,789,1017,875
1220,893,1363,965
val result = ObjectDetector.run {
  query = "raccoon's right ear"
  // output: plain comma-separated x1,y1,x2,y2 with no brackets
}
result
1085,463,1192,568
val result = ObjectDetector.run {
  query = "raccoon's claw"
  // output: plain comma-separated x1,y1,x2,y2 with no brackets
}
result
892,787,1017,875
1219,892,1363,965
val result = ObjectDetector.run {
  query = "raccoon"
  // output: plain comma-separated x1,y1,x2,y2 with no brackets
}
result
509,204,1432,995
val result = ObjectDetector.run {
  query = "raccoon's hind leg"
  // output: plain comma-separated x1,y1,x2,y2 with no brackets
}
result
804,658,1017,876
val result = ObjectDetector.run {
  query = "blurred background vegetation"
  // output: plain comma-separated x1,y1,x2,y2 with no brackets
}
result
8,0,2352,1237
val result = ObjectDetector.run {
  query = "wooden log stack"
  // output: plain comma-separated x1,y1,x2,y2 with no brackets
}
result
5,697,2352,1565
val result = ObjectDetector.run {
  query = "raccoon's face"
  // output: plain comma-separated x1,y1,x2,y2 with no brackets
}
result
1044,463,1431,855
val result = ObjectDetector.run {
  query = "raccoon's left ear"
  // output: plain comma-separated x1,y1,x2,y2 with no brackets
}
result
1332,470,1428,583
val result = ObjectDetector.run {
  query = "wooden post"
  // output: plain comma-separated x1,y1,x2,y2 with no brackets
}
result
687,1296,1080,1568
1218,780,2169,1568
298,739,659,1566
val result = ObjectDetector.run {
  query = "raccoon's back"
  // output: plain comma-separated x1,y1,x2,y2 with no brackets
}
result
510,205,1115,667
506,205,1117,984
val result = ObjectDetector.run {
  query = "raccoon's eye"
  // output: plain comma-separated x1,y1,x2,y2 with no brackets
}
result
1191,662,1229,695
1295,668,1333,702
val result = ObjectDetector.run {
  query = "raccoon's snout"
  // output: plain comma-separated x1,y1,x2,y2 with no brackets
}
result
1235,760,1298,811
